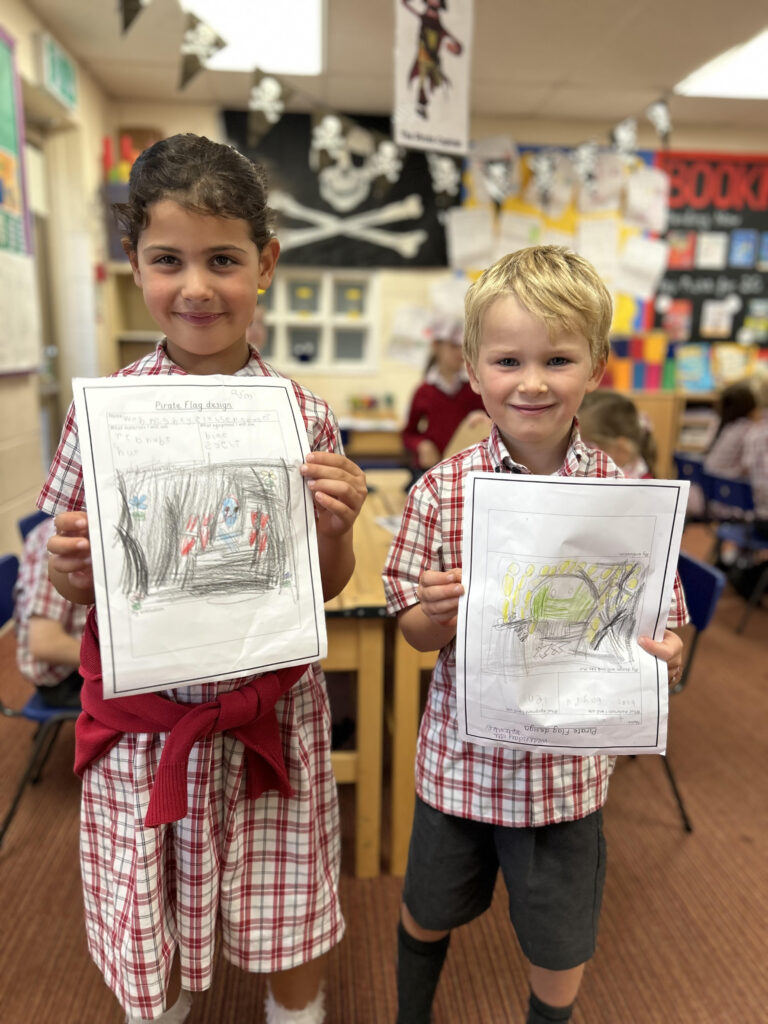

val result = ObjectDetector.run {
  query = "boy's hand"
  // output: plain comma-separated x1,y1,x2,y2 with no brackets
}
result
638,629,684,687
47,511,93,591
418,568,464,628
300,451,367,538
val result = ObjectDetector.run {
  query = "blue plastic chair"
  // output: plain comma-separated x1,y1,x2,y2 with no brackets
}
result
662,552,726,832
0,553,80,848
17,509,51,541
699,472,766,632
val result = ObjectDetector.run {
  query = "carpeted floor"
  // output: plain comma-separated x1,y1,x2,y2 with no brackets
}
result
1,526,766,1022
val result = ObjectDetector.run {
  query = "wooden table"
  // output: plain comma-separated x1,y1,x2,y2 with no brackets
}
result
323,488,399,878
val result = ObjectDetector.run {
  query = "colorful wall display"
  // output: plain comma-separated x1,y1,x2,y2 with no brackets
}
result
652,152,768,346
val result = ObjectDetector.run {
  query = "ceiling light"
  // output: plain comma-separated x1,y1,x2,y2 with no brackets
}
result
674,27,768,100
183,0,324,75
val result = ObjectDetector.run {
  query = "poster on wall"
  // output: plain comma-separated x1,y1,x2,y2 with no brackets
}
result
223,110,462,267
0,29,30,255
652,152,768,345
393,0,474,156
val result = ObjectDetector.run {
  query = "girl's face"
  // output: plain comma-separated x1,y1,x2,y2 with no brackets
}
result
129,199,279,374
434,339,465,378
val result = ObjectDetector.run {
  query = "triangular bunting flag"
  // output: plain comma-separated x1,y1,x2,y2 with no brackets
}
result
178,12,226,90
121,0,151,33
247,70,292,148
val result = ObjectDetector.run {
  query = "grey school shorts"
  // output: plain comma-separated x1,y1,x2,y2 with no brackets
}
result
402,796,606,971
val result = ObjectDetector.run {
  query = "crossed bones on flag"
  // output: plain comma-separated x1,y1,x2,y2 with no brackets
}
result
271,191,428,258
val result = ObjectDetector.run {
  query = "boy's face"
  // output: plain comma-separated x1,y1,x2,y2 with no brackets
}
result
466,295,605,474
129,199,279,374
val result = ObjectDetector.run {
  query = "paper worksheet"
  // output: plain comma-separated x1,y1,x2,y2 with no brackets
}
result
456,474,689,756
73,376,327,698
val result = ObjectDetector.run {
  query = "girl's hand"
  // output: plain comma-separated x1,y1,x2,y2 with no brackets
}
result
418,568,464,628
417,439,441,469
639,629,684,687
47,511,93,591
300,451,367,539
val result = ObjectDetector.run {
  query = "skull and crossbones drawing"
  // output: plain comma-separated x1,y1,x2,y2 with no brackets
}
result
273,114,428,257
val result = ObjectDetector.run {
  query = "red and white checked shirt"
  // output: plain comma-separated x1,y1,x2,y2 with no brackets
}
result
13,517,89,687
383,423,689,828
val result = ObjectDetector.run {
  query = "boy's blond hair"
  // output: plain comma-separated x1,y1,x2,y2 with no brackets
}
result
463,245,613,370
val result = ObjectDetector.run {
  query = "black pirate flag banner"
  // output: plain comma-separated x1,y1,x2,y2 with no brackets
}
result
223,110,462,267
120,0,151,33
178,12,226,90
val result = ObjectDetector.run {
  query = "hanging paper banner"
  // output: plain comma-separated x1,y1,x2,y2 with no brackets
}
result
426,152,463,211
247,69,292,147
469,136,520,207
178,12,226,90
646,99,672,148
393,0,474,156
121,0,152,33
611,117,638,162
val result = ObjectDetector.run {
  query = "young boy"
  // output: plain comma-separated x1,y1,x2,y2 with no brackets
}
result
382,246,687,1024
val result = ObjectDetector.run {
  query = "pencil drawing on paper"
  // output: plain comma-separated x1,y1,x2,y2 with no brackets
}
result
482,555,647,675
114,459,296,611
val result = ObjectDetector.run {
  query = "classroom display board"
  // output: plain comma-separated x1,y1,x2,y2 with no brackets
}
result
653,152,768,347
0,27,40,375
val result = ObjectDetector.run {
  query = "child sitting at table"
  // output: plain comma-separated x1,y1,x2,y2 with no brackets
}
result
577,389,657,478
402,313,488,481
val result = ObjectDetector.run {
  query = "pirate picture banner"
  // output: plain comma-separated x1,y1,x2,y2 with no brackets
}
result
393,0,474,156
224,110,462,267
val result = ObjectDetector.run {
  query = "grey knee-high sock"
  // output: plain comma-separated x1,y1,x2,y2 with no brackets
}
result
395,922,450,1024
527,990,575,1023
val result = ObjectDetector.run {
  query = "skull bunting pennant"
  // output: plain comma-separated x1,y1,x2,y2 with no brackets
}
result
248,70,293,147
120,0,152,33
178,12,226,89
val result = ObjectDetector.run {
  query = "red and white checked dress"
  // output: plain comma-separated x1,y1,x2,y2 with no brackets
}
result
38,344,344,1019
13,517,89,687
383,424,689,827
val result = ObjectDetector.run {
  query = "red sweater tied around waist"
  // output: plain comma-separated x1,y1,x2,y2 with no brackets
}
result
75,609,308,827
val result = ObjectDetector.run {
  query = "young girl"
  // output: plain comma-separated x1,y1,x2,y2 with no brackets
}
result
703,380,757,478
577,389,657,478
402,313,488,480
43,134,367,1024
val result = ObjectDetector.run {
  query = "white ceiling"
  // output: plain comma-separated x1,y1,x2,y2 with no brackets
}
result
25,0,768,131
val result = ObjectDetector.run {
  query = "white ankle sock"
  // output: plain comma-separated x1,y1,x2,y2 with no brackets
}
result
264,983,325,1024
125,989,193,1023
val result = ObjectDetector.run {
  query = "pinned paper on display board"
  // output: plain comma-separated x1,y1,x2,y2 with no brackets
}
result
695,232,729,271
455,473,689,757
72,376,327,698
576,218,620,286
386,305,434,366
615,235,669,301
444,205,495,270
494,211,542,262
699,297,740,339
578,152,624,214
624,165,669,235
